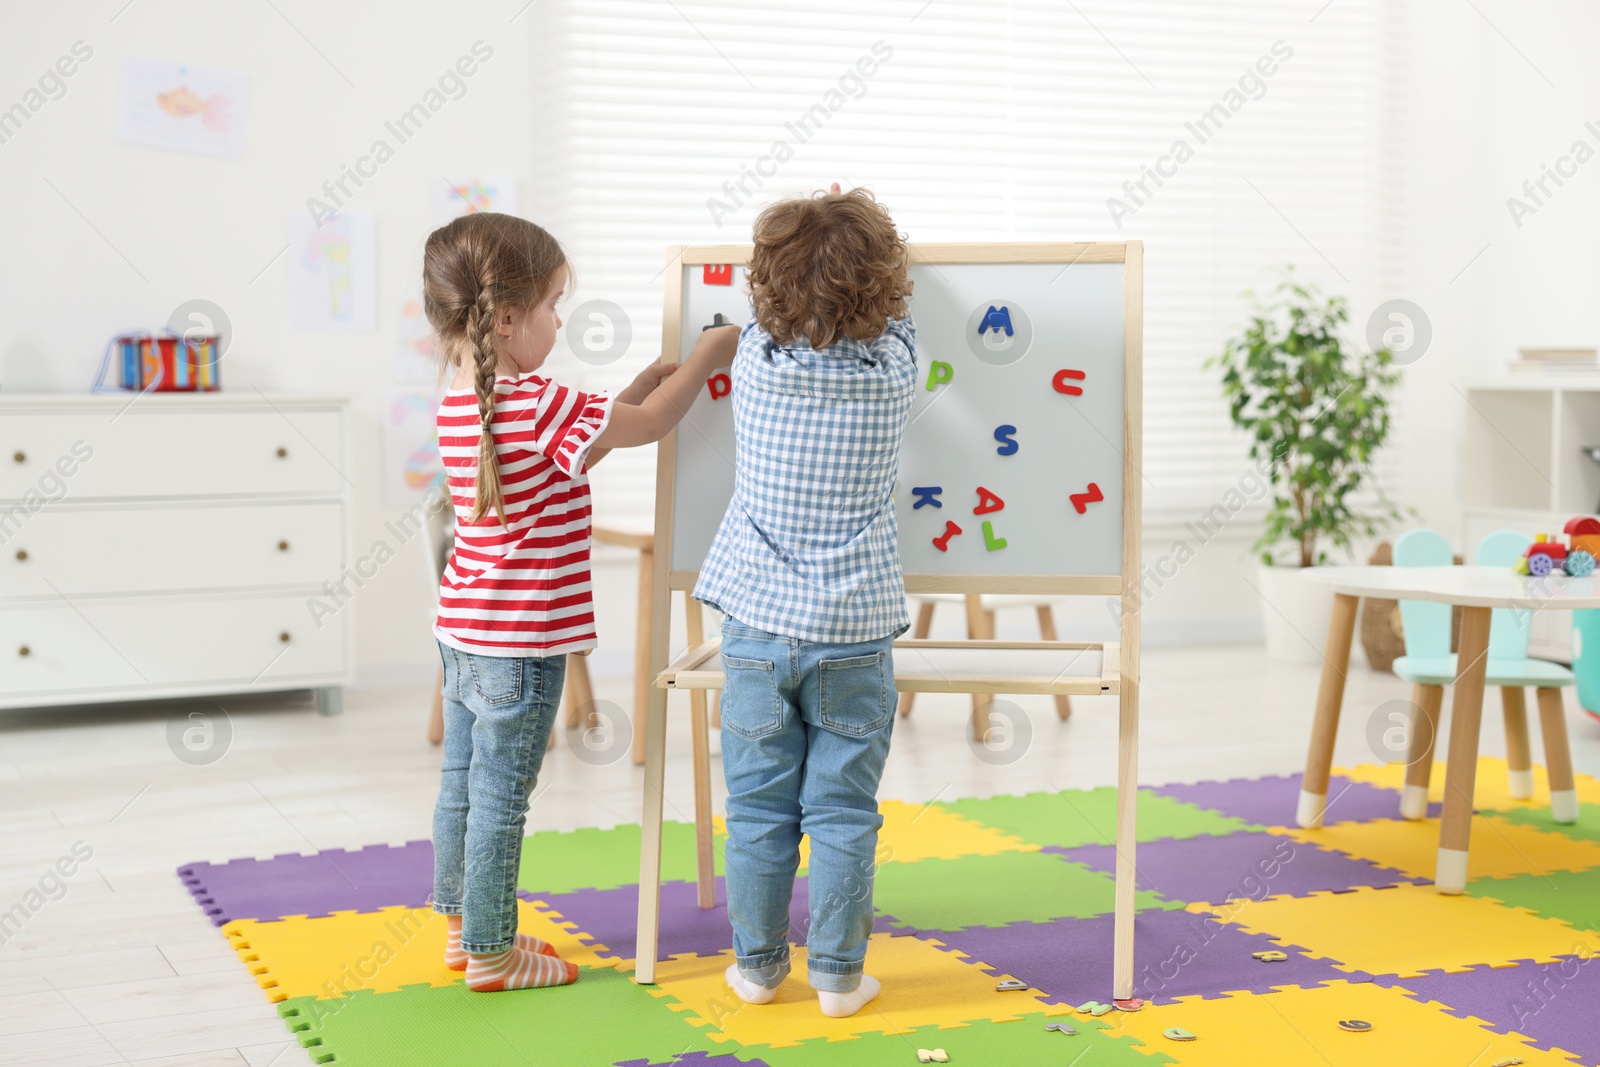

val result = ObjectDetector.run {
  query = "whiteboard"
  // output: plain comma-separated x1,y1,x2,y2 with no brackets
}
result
663,245,1139,589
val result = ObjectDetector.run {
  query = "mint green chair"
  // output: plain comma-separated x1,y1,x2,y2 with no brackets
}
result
1390,528,1577,823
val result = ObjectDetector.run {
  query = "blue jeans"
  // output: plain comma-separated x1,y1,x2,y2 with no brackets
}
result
431,641,564,954
718,619,896,993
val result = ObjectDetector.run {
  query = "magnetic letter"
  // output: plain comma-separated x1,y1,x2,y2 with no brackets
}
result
932,520,962,552
911,486,942,509
982,521,1007,551
1053,368,1086,396
1069,482,1104,514
974,486,1005,514
706,373,731,400
925,361,954,391
994,425,1018,456
703,264,733,285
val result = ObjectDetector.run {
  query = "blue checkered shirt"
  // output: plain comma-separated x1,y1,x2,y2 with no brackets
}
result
694,317,917,643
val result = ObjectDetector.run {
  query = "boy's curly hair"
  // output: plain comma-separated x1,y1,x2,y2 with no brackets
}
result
746,188,912,350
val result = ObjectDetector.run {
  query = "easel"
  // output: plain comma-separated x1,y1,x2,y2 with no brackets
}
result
633,241,1144,1002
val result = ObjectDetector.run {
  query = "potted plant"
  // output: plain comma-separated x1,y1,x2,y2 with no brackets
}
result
1211,270,1403,663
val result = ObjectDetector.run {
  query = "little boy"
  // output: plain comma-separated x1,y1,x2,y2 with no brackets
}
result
694,187,915,1019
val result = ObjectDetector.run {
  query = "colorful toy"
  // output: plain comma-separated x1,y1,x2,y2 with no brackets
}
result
926,360,954,391
993,425,1018,455
982,521,1007,551
1070,482,1104,514
1513,520,1598,576
705,373,731,400
1052,368,1086,396
1337,1020,1372,1032
1163,1028,1197,1042
1044,1023,1077,1035
911,486,942,509
994,978,1028,991
974,486,1004,514
932,520,962,552
94,330,221,394
1076,1001,1114,1017
702,263,732,285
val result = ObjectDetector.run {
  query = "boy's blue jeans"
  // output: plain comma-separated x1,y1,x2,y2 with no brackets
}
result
718,618,896,994
431,640,564,953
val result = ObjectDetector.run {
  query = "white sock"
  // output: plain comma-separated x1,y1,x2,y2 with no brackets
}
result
725,963,778,1005
818,974,880,1018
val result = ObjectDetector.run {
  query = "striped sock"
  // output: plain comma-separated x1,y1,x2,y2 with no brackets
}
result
444,915,559,970
465,947,579,992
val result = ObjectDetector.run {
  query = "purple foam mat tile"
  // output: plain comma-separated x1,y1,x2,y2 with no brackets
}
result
1152,773,1439,827
1376,959,1600,1064
176,840,435,925
891,908,1373,1006
534,876,901,962
1050,831,1426,904
615,1053,765,1067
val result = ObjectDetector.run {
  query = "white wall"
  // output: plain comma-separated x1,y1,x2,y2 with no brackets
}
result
1,3,544,684
1394,0,1600,542
6,2,1593,688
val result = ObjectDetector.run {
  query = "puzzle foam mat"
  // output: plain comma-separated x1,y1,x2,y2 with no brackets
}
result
180,756,1600,1066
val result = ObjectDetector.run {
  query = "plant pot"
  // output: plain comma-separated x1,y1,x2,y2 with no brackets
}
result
1256,563,1334,664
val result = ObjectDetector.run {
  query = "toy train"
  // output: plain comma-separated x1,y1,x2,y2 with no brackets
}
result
1514,517,1600,576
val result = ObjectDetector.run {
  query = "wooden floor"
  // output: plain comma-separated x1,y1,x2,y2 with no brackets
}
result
2,644,1597,1066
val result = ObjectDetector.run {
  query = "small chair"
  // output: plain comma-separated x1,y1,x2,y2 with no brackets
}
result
1391,528,1578,823
897,593,1073,738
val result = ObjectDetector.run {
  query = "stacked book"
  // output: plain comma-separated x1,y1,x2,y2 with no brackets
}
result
1508,346,1598,374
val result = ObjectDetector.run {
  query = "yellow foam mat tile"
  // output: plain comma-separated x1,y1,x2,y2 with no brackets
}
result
1094,981,1582,1066
224,900,618,1002
1335,756,1600,812
795,799,1037,871
1269,814,1600,882
1184,884,1596,979
645,932,1071,1048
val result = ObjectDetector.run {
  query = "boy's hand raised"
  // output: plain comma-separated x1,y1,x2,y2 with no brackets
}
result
692,323,740,371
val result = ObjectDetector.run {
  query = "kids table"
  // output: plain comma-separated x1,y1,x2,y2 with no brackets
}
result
1296,564,1593,892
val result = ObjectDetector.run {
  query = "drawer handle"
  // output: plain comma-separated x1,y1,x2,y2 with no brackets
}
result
11,451,23,464
279,631,292,644
17,645,29,658
275,447,288,459
14,549,26,562
277,540,290,552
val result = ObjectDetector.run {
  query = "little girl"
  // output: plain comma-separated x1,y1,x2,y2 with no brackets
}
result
423,212,736,991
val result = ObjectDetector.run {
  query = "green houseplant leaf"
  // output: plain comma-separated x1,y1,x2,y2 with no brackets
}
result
1208,269,1403,569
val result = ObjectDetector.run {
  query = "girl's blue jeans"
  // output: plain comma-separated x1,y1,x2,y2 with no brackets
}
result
430,640,564,954
718,619,896,994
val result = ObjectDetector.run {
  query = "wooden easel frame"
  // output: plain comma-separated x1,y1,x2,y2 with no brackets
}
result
635,242,1143,1002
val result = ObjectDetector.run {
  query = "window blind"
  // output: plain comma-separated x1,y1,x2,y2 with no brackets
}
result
524,0,1403,529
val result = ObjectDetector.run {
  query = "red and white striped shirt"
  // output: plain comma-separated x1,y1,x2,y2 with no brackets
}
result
434,373,614,658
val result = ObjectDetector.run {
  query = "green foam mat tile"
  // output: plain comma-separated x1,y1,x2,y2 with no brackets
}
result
1496,805,1600,846
874,850,1181,931
520,821,726,895
938,788,1257,850
1466,866,1600,932
278,967,722,1067
730,1013,1171,1067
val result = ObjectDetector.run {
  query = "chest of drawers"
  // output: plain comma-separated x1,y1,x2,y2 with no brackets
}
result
0,393,353,712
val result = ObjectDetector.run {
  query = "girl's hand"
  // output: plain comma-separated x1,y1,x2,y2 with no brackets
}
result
617,359,678,405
